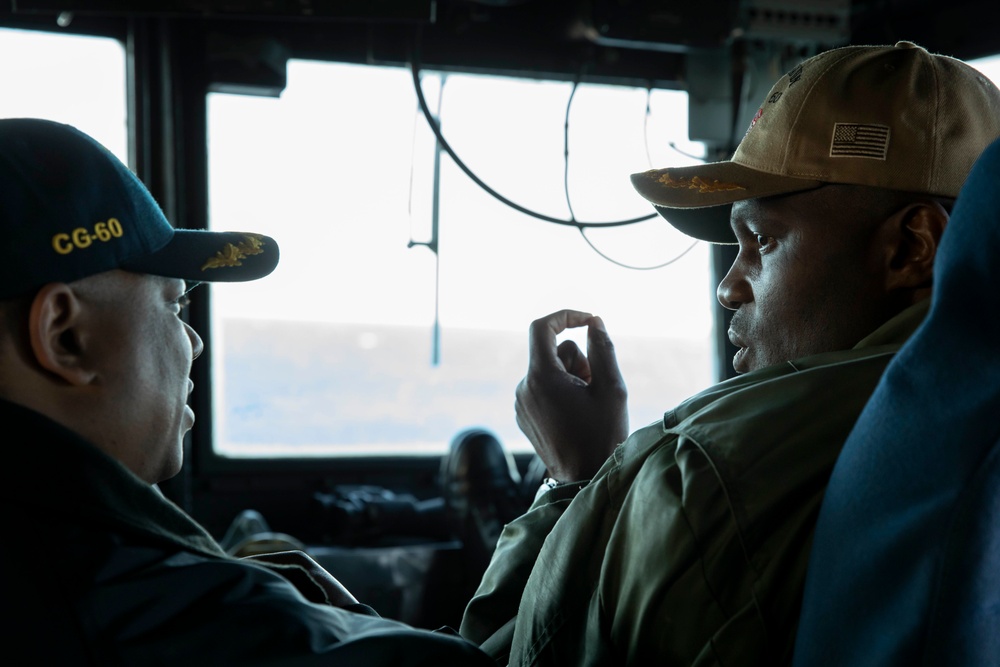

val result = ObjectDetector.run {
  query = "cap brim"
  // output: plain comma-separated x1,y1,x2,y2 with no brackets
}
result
631,160,824,243
121,230,279,283
653,204,736,244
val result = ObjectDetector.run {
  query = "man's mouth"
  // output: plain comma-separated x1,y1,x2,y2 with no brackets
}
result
728,328,750,373
728,328,747,350
185,381,196,425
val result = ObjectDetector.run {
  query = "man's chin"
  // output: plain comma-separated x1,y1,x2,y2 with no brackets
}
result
154,453,184,485
152,434,187,484
732,346,751,374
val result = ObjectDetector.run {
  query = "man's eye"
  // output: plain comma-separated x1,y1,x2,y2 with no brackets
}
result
755,234,775,251
172,281,200,313
172,295,191,313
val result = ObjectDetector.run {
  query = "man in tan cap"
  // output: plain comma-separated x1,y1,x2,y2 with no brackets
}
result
459,42,1000,665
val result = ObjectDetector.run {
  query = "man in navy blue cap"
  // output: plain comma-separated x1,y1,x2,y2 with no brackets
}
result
0,118,491,665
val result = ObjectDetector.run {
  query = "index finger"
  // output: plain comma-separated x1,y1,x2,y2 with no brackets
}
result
528,309,593,368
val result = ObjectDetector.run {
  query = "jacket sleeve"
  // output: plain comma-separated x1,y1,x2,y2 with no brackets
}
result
498,427,774,666
459,481,584,659
75,549,495,667
599,433,772,665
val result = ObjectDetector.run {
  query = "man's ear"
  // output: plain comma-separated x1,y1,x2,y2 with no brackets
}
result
28,283,97,386
884,200,948,292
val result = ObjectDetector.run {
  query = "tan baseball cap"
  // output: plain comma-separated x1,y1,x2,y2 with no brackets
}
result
631,41,1000,243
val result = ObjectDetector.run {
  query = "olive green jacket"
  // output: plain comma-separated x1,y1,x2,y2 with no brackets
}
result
461,301,929,667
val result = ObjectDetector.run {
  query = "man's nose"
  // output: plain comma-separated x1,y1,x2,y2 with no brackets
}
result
717,260,751,311
186,322,205,360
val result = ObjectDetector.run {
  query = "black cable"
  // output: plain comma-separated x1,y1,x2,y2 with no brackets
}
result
408,30,705,270
644,85,708,164
406,99,420,226
573,86,704,271
667,141,706,162
409,59,656,228
643,85,654,169
578,227,699,270
563,78,579,223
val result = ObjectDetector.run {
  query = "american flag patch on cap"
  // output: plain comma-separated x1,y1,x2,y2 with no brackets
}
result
830,123,890,159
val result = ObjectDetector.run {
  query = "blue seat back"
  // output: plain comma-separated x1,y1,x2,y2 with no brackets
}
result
791,137,1000,667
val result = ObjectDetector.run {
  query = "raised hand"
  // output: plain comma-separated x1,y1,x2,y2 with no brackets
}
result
515,309,629,483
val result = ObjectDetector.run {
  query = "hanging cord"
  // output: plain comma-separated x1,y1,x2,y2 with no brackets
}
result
667,141,706,162
577,228,699,270
643,85,707,164
643,85,655,169
406,96,421,227
576,85,700,270
563,78,579,223
410,59,654,228
407,74,445,253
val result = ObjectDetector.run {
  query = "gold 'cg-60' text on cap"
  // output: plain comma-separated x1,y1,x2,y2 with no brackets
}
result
0,118,279,299
631,41,1000,243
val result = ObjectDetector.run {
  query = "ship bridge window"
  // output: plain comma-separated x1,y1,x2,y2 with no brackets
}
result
0,27,126,163
207,60,713,458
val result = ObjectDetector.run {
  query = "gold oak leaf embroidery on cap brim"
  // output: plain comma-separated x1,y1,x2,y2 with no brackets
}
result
655,173,746,193
201,234,266,271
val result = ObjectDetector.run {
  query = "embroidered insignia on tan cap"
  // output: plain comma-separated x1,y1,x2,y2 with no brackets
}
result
830,123,891,160
656,172,746,193
201,234,266,271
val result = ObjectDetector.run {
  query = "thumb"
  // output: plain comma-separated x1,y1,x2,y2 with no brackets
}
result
586,316,625,392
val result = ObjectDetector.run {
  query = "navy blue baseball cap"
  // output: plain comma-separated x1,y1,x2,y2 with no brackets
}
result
0,117,279,299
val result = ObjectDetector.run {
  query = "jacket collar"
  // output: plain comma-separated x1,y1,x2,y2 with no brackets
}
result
0,398,227,559
665,299,930,427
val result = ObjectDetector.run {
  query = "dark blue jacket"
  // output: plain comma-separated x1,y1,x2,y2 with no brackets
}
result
0,399,492,666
